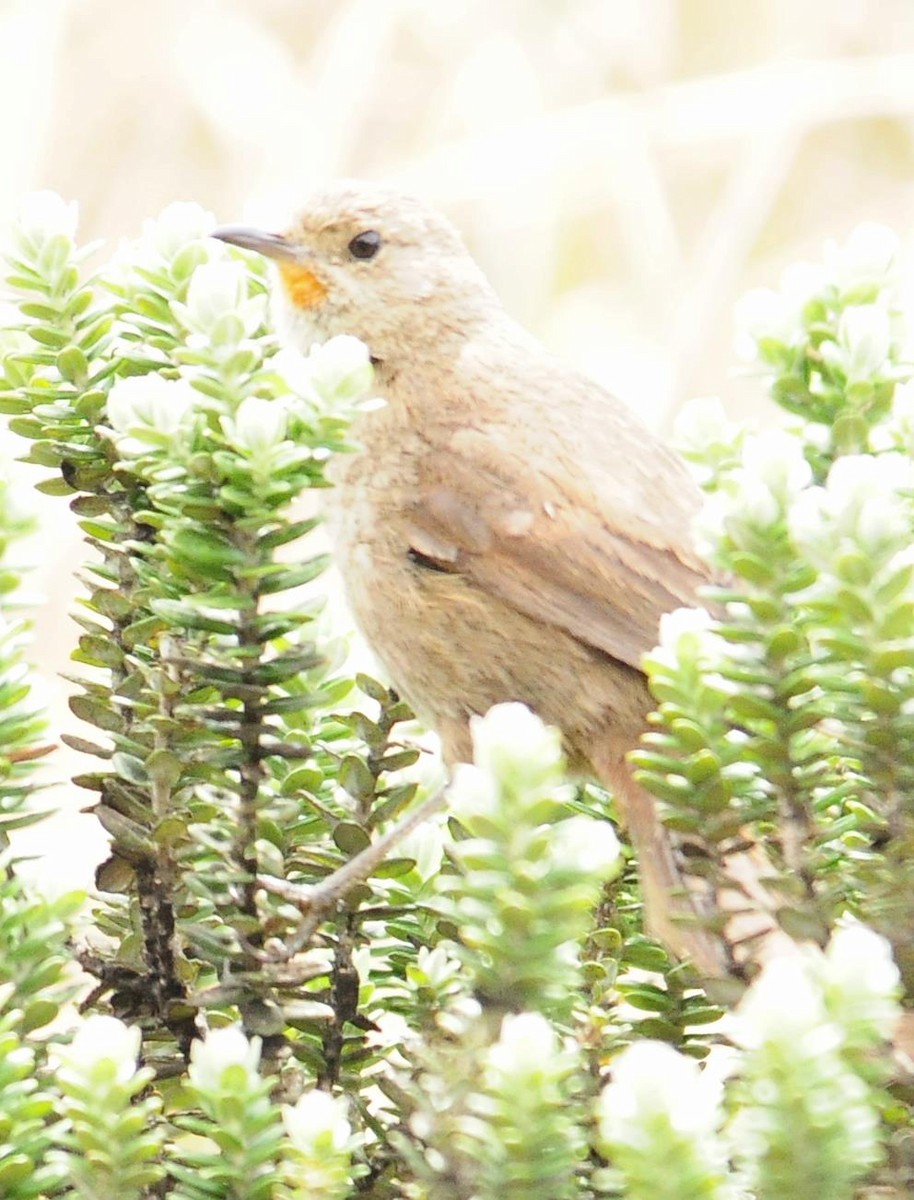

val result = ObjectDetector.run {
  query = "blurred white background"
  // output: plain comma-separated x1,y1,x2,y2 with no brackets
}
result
4,0,914,884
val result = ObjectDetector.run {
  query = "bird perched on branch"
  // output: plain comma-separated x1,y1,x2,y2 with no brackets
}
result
213,184,731,978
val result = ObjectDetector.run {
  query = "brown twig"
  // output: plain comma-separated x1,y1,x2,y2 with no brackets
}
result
258,784,448,959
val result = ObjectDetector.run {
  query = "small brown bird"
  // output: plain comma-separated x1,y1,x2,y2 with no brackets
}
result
214,184,728,976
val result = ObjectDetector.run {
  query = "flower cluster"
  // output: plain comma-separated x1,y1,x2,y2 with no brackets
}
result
733,222,909,441
638,219,914,949
735,223,900,362
690,428,812,565
596,1040,730,1200
597,923,899,1200
282,1088,356,1200
51,1015,164,1198
730,924,898,1196
441,702,620,1015
788,451,914,573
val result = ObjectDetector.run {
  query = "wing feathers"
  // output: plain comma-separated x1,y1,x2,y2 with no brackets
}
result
406,447,707,672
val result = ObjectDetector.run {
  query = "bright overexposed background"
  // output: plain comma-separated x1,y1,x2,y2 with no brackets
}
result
4,0,914,884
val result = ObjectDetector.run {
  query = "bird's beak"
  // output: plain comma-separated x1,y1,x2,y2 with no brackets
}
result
212,224,328,309
210,225,302,263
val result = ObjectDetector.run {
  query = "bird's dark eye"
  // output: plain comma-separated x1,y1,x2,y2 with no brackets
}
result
347,230,382,260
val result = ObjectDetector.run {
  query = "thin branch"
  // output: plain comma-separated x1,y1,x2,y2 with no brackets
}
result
258,783,447,960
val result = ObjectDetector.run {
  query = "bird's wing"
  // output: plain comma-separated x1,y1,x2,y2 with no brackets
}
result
406,427,709,672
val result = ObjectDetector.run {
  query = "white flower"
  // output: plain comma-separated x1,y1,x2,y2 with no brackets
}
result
307,335,374,402
283,1089,351,1156
789,453,914,564
446,761,501,821
691,491,732,561
653,606,726,673
833,450,914,500
694,430,811,557
188,1026,262,1093
350,945,377,988
840,304,893,381
741,430,813,500
396,815,446,880
734,470,781,527
733,954,834,1050
780,260,829,309
14,190,78,249
735,261,830,362
186,260,243,326
786,490,828,563
673,396,738,458
658,607,716,645
412,945,461,989
183,260,265,340
871,379,914,453
597,1041,724,1144
469,701,564,788
55,1015,141,1087
143,201,215,261
104,374,198,457
271,346,322,404
365,1010,414,1057
106,375,197,434
825,222,899,294
546,815,620,876
822,920,900,1041
734,287,803,360
223,395,287,454
817,302,895,387
486,1012,559,1078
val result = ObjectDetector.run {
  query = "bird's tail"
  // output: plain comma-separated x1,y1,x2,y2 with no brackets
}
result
594,753,787,982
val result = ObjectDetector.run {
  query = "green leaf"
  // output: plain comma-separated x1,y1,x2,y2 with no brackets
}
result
150,600,239,635
20,997,60,1033
20,440,64,468
60,734,111,758
34,476,76,496
280,766,323,795
69,694,124,734
75,634,125,668
333,821,371,854
621,938,669,972
378,749,420,773
338,756,375,803
111,752,149,784
121,615,169,647
257,518,320,550
255,557,331,595
261,693,325,715
27,326,69,349
247,650,323,684
619,982,674,1013
872,645,914,674
167,527,247,575
355,674,392,703
6,416,42,440
372,856,417,878
144,751,182,789
685,748,722,785
681,1003,725,1026
57,345,89,383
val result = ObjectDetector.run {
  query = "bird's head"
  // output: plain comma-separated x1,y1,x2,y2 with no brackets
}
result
212,182,499,374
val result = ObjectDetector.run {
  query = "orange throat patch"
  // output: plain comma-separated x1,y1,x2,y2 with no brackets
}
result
278,262,328,309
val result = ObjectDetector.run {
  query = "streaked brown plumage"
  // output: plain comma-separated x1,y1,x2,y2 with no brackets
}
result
214,185,728,976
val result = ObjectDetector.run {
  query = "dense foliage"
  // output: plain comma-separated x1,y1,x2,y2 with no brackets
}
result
0,197,910,1198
